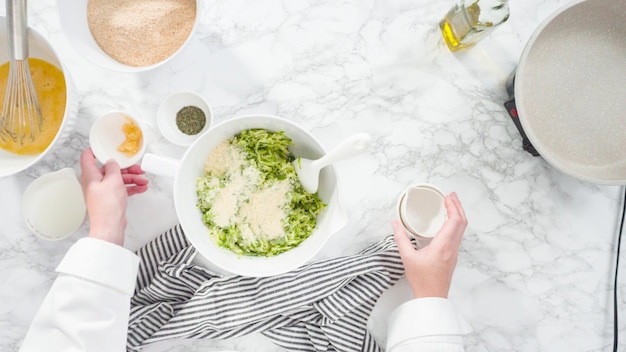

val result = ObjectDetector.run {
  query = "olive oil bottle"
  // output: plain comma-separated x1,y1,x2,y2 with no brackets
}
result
439,0,510,51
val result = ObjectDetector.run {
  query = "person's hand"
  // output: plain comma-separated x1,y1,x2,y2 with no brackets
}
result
392,192,467,299
80,149,149,246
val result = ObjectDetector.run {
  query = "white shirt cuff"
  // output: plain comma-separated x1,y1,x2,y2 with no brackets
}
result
387,297,472,350
55,238,140,296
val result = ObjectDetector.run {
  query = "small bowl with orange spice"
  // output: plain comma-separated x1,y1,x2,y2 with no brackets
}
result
89,112,146,168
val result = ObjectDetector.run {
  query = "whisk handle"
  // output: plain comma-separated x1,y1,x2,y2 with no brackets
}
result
6,0,29,60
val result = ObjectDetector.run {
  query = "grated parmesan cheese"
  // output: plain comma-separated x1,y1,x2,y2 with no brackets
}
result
204,140,290,243
196,129,325,257
203,140,246,177
239,179,291,240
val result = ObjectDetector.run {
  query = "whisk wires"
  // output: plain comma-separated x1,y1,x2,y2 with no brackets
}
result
0,59,42,145
2,0,43,146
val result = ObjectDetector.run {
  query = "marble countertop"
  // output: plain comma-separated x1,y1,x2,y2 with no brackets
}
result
1,0,625,351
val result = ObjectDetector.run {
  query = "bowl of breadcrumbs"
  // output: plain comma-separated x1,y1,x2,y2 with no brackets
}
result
57,0,198,72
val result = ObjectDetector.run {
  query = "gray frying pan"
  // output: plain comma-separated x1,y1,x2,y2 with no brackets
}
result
515,0,626,184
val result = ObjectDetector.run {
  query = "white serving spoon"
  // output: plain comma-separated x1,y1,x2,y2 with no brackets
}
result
294,133,372,194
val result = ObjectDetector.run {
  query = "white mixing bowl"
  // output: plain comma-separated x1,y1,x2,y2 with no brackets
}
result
142,115,348,277
0,17,78,178
56,0,199,72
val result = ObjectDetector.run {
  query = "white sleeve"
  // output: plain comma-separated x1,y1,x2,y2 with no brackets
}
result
19,238,140,352
386,297,472,352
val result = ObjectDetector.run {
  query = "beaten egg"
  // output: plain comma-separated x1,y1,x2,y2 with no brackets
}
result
0,58,66,155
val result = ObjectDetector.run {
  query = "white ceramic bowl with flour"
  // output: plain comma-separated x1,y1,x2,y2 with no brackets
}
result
0,17,78,178
56,0,199,72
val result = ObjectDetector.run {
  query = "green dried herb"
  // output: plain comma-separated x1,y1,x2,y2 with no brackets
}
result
176,106,206,135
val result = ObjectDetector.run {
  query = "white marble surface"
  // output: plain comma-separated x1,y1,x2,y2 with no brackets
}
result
1,0,625,351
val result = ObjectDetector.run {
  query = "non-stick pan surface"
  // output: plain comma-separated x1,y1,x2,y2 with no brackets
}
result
516,0,626,184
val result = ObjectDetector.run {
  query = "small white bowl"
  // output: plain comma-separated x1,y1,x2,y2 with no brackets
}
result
22,168,86,241
396,183,447,247
89,112,146,169
157,92,213,146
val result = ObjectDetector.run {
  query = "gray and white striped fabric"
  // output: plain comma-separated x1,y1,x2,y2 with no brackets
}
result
127,225,405,351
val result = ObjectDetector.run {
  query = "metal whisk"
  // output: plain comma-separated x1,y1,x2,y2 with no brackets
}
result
0,0,42,145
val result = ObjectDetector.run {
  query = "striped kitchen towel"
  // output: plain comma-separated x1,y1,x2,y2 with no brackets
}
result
127,225,405,351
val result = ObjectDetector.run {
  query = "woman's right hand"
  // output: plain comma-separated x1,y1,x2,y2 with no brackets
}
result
392,192,468,299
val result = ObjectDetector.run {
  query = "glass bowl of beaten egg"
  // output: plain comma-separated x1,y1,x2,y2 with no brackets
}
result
56,0,199,72
0,16,78,177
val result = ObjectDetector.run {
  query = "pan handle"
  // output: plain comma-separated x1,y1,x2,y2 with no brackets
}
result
141,153,180,179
